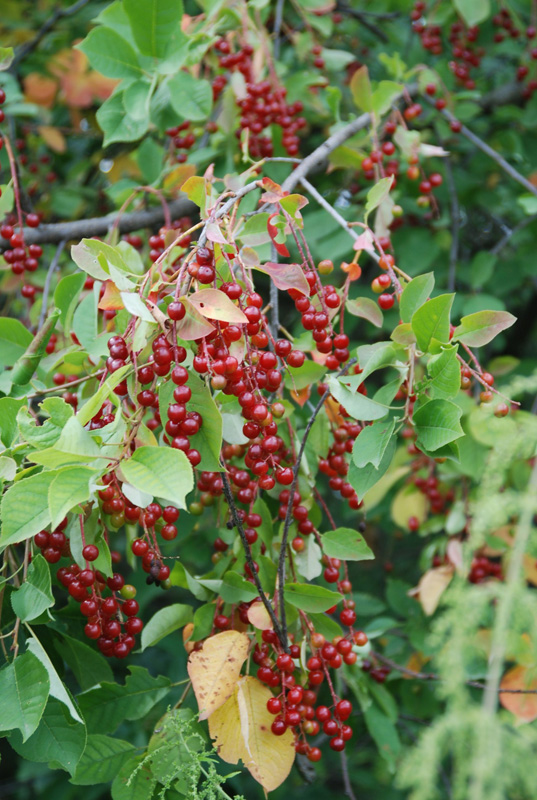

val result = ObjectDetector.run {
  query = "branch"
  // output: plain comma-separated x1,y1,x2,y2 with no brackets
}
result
425,98,537,198
277,358,357,641
0,197,198,250
335,2,392,42
38,240,65,329
221,472,287,649
12,0,92,67
374,652,537,694
490,213,537,255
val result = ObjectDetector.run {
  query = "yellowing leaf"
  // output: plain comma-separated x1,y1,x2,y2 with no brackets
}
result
391,485,429,531
499,666,537,722
188,289,248,324
163,164,196,192
247,599,273,631
209,676,295,792
98,281,123,310
414,565,454,615
187,630,249,721
37,126,66,153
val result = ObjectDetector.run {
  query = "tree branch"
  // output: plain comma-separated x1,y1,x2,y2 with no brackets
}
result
0,197,198,250
221,472,287,649
12,0,92,67
277,358,357,641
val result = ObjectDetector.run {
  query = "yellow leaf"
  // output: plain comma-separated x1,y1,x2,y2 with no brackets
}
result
247,599,273,631
209,676,295,792
37,125,66,154
499,665,537,722
163,164,197,192
187,630,249,721
414,565,454,616
391,484,429,531
98,281,123,310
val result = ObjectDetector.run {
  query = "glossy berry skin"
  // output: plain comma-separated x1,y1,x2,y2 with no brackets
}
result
378,293,395,310
82,544,99,562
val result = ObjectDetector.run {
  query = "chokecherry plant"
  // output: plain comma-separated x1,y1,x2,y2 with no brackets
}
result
0,1,537,799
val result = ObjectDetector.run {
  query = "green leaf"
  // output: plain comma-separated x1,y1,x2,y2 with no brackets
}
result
120,445,193,507
17,397,73,448
168,72,212,121
48,466,95,529
77,366,130,426
220,572,259,603
365,177,394,221
391,322,416,346
453,0,490,27
0,184,14,215
353,418,395,469
27,637,83,724
9,700,86,776
452,310,516,347
0,317,33,368
54,272,86,332
237,213,271,246
294,536,323,581
124,0,184,58
347,436,396,502
322,527,375,561
0,46,14,71
77,666,172,733
159,375,223,471
11,555,54,622
123,79,152,121
31,417,100,468
327,375,390,421
400,272,435,323
72,734,136,785
364,706,401,770
111,754,156,800
283,583,343,613
0,397,25,447
0,469,60,547
140,604,193,651
346,296,383,327
285,360,327,390
97,91,149,147
371,81,403,115
0,651,49,742
427,346,460,399
411,294,454,352
308,612,343,641
77,27,143,78
191,603,215,640
413,399,464,453
350,65,372,112
53,633,113,691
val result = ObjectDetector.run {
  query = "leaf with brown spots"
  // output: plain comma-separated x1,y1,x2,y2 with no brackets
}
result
187,630,249,721
209,676,295,792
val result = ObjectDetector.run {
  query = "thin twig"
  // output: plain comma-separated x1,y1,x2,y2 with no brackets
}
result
277,358,357,640
273,0,285,59
340,749,358,800
336,2,391,42
375,652,537,694
12,0,92,67
38,240,65,328
221,472,287,648
490,213,537,255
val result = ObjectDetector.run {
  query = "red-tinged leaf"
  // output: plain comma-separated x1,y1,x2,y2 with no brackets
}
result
452,310,516,347
256,262,309,295
499,666,537,721
175,298,216,340
189,289,248,324
239,246,260,268
98,281,123,310
260,177,286,202
267,213,290,257
206,222,228,244
352,230,375,252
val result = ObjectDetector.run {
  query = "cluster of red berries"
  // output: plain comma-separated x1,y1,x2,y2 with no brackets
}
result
469,555,503,584
165,121,197,164
34,522,143,658
213,38,306,158
250,628,368,757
